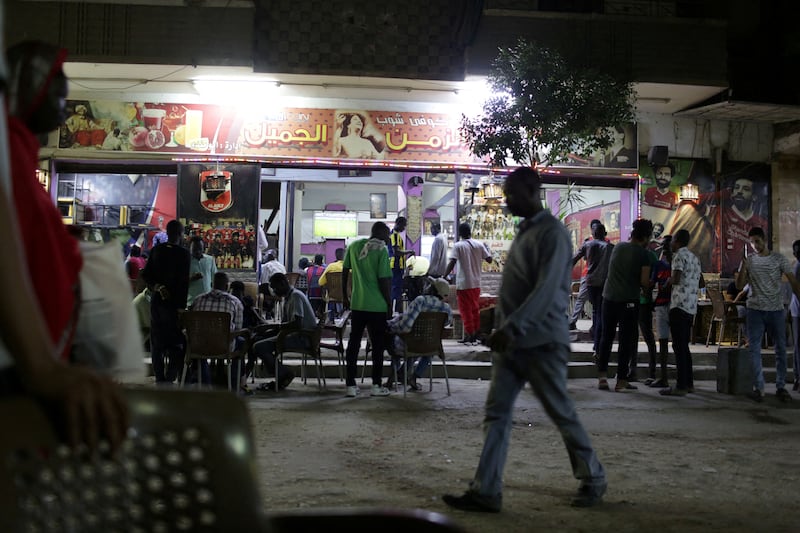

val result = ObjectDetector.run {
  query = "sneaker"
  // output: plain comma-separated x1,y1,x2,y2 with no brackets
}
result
571,481,607,508
614,380,637,392
346,385,360,397
442,491,501,513
746,389,763,403
569,322,578,331
776,388,792,403
598,379,609,391
371,384,391,397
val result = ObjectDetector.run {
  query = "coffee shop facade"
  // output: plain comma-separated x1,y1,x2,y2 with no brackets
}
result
43,90,778,282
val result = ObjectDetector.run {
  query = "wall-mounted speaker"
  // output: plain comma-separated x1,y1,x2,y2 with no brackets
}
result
647,145,669,166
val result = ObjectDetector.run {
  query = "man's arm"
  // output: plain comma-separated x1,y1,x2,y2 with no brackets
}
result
640,265,652,290
735,257,748,290
378,276,392,317
342,267,350,307
784,272,800,303
442,258,457,279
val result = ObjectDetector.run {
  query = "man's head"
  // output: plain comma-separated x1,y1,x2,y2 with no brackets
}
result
190,236,204,259
394,216,407,232
229,280,245,300
335,248,345,261
652,222,665,239
6,41,69,135
425,277,450,300
370,222,390,243
504,166,542,219
748,226,767,255
732,178,755,212
212,272,229,291
130,245,142,258
457,222,472,240
431,222,441,236
268,272,291,297
661,235,673,261
314,254,324,266
592,223,607,241
590,219,602,231
298,257,309,270
266,249,277,262
166,220,183,244
630,218,654,245
671,229,690,252
653,164,675,191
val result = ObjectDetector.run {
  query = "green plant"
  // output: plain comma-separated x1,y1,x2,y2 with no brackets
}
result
555,181,586,221
461,39,636,167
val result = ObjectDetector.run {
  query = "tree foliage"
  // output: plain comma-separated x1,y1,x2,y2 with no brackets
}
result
461,39,636,167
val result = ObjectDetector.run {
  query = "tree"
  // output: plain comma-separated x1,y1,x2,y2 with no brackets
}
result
461,39,636,168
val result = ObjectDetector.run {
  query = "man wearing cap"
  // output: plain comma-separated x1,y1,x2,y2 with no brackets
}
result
385,278,452,391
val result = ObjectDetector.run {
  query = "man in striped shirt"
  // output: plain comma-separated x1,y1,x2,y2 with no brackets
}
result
736,227,800,403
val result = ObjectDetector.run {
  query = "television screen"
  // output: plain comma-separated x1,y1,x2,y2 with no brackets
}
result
313,211,358,238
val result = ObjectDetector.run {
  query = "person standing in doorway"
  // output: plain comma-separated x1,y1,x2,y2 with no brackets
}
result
736,227,800,402
443,222,492,344
141,219,191,385
342,222,393,397
571,223,613,359
659,229,704,396
390,216,414,313
647,236,673,388
426,222,449,278
442,167,606,512
187,236,217,308
569,219,603,330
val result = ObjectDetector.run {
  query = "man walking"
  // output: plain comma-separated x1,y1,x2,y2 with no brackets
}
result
443,223,492,344
736,227,800,402
443,167,606,512
569,219,602,330
659,229,704,396
141,219,191,384
571,223,613,358
342,222,393,397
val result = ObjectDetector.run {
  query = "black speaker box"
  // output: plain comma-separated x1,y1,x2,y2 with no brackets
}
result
648,145,669,166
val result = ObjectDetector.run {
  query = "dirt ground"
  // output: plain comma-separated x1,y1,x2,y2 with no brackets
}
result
246,378,799,532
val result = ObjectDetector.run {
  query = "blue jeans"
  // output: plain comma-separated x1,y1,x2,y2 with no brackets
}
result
747,308,788,391
469,344,605,499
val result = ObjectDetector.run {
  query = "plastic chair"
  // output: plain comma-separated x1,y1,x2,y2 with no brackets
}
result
322,271,347,324
706,288,744,346
180,310,250,391
0,390,466,533
0,388,265,532
397,311,451,398
276,326,326,390
320,309,351,380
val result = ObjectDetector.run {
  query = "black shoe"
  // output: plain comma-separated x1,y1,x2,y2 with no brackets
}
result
569,322,577,331
442,491,501,513
776,388,792,403
648,378,669,388
571,482,607,508
277,371,295,390
746,389,764,403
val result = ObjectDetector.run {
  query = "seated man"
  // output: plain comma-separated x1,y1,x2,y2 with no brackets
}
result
319,247,345,322
251,273,317,390
385,277,452,391
191,272,246,392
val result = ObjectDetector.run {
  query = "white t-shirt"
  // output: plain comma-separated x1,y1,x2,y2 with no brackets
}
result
670,246,702,315
450,238,491,290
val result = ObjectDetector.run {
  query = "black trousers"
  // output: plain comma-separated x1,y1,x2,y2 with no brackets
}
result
345,310,387,386
669,307,694,390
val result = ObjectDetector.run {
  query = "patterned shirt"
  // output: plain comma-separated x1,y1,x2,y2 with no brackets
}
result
387,295,452,334
743,252,793,311
191,289,244,331
670,246,702,315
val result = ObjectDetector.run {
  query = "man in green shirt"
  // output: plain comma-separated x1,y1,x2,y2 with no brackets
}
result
342,222,393,397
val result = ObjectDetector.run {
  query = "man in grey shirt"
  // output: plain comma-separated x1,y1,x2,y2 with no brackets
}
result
736,227,800,402
572,223,613,356
426,222,449,277
443,167,606,513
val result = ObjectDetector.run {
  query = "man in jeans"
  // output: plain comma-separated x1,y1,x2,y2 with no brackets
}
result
342,222,393,398
443,167,606,512
736,227,800,403
659,229,703,396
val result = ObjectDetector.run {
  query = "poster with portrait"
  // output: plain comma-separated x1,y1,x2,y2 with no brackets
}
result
369,193,387,219
639,158,707,243
177,163,260,270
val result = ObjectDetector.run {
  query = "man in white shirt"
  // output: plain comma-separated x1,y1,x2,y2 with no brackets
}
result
443,222,492,344
736,227,800,403
426,222,449,277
